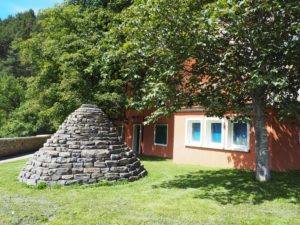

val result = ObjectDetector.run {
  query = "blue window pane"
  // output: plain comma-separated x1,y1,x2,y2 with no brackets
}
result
233,123,248,145
211,123,222,143
192,123,201,141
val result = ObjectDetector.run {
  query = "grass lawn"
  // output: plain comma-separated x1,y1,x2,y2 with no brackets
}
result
0,156,300,225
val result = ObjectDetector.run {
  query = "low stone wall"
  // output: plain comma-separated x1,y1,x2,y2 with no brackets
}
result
0,135,51,157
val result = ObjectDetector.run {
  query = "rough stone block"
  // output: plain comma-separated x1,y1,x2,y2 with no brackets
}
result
65,180,78,185
84,168,100,173
110,154,121,160
72,168,83,173
81,150,97,158
55,168,70,175
118,158,129,166
105,160,118,167
84,162,93,168
120,173,131,178
60,163,73,169
110,166,129,173
26,179,37,185
62,175,74,180
59,152,71,157
74,174,90,183
91,173,103,179
129,161,141,171
94,161,106,168
52,175,61,181
73,162,84,168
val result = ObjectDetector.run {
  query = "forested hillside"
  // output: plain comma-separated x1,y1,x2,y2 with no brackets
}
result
0,0,132,137
0,10,37,137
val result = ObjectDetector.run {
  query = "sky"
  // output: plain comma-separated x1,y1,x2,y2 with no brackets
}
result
0,0,64,20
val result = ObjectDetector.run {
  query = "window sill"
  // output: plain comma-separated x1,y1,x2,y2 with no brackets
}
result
225,146,250,152
184,144,250,153
202,144,223,150
184,142,202,147
154,143,168,147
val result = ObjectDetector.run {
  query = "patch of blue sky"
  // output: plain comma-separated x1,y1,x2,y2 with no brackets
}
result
0,0,64,20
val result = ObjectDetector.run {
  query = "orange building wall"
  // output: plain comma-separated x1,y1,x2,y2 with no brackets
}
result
123,110,174,158
268,113,300,171
173,112,256,170
173,111,300,171
122,109,299,171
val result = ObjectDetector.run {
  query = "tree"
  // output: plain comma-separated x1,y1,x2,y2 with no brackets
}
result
110,0,300,181
66,0,133,12
0,10,38,137
0,9,36,60
13,3,132,135
0,75,25,136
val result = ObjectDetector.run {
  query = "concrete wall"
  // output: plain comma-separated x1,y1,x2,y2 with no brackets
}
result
0,135,51,157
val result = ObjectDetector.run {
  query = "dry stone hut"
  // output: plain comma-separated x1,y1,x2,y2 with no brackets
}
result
18,104,147,186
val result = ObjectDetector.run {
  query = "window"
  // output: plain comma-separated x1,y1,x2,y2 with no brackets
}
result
154,124,168,146
211,123,222,143
227,121,249,151
204,118,224,148
192,123,201,141
184,116,249,152
233,123,248,145
186,119,202,146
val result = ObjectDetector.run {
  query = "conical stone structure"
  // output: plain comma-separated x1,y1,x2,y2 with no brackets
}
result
19,104,147,186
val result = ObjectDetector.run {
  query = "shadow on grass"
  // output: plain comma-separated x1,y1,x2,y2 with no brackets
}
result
139,155,168,161
154,169,300,205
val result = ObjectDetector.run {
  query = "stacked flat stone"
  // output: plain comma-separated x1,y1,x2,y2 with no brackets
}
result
18,104,147,186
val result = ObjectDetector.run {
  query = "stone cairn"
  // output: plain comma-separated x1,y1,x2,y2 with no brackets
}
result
18,104,147,186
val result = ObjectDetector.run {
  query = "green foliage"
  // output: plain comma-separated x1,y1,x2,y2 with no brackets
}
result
0,9,36,60
0,11,38,137
112,0,300,121
0,12,38,78
0,75,25,136
36,182,47,190
8,3,132,136
66,0,133,12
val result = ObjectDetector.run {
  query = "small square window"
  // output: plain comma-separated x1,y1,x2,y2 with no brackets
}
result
154,124,168,145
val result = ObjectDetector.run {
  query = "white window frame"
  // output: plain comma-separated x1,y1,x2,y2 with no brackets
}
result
225,120,250,152
203,117,225,149
184,116,250,152
185,118,203,147
154,124,168,146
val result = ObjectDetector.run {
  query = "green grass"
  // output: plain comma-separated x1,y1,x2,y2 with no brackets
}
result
0,156,300,225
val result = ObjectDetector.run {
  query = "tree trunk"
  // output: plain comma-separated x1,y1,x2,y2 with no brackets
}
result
253,92,271,182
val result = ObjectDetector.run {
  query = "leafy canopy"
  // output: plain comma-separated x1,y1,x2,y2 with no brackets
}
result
2,2,132,136
111,0,300,121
